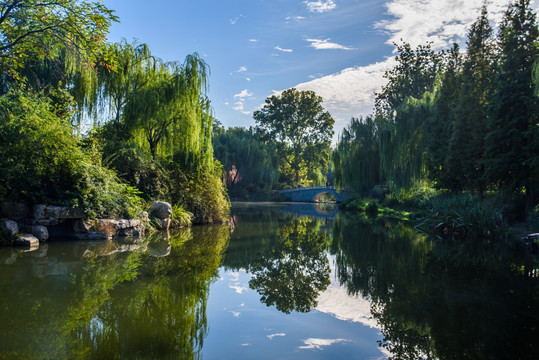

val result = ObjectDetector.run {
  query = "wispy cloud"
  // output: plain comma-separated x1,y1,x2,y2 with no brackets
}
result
299,338,350,350
304,0,337,13
234,89,253,99
267,333,286,340
230,311,241,317
233,90,254,115
307,38,356,50
229,14,245,25
249,38,258,43
236,66,247,73
274,45,293,53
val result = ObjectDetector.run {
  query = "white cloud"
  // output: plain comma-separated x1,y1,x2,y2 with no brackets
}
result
233,90,254,115
307,38,356,50
229,14,245,25
294,58,396,127
299,338,350,350
304,0,337,13
290,0,539,140
249,38,258,42
230,311,241,317
234,89,253,99
236,66,247,73
375,0,539,50
274,45,293,53
267,333,286,340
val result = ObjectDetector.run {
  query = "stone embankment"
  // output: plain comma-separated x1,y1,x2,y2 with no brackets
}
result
0,201,173,247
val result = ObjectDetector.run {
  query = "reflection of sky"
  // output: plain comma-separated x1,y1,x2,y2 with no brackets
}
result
315,256,380,329
202,264,389,359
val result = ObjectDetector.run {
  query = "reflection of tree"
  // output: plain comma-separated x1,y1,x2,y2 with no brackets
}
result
331,214,539,359
248,218,330,314
42,226,229,359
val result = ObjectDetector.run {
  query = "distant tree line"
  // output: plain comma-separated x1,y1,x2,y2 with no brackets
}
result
333,0,538,214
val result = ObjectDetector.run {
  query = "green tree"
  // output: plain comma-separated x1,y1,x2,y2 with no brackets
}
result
485,0,539,212
212,126,279,196
333,116,381,194
0,0,117,88
254,88,334,184
446,6,495,198
425,43,462,190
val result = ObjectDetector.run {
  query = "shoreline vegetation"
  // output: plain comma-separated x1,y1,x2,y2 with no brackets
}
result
0,2,229,246
1,0,538,250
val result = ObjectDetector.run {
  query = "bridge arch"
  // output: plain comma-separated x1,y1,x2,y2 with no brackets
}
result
274,186,354,203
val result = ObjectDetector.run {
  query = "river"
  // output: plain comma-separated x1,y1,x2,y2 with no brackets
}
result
0,202,537,359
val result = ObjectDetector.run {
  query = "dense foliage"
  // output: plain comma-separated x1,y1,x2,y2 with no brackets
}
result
212,126,279,199
334,1,539,218
0,1,228,223
254,88,334,185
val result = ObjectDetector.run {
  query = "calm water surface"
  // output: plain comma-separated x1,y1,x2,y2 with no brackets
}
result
0,202,537,359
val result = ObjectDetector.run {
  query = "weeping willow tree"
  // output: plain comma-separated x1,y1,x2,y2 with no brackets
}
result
122,52,213,170
333,116,381,194
212,126,280,194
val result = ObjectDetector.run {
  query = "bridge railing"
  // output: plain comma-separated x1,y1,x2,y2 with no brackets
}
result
274,186,337,193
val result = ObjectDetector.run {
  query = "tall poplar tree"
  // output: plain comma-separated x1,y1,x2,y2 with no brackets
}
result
485,0,539,212
447,6,495,198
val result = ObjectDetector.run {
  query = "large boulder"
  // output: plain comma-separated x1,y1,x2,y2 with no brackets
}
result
32,205,84,226
72,219,143,240
14,234,39,250
1,219,19,239
149,201,172,219
27,225,49,243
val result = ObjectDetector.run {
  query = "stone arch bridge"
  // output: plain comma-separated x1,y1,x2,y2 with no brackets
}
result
273,186,354,203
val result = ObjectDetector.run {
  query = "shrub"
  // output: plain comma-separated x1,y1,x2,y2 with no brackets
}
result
0,90,144,219
169,162,230,224
418,194,508,241
170,203,193,228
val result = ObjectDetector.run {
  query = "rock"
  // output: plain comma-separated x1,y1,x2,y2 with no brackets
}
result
149,239,171,257
149,201,172,219
1,219,19,239
14,234,39,250
28,225,49,243
155,217,171,230
0,202,30,220
33,205,84,225
139,211,149,222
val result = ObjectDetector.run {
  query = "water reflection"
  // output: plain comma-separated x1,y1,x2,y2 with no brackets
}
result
330,212,539,360
0,226,229,359
1,203,537,359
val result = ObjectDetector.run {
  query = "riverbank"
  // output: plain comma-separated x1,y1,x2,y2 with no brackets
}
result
339,193,539,241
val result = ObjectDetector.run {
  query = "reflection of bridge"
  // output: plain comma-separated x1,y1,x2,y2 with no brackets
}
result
274,186,354,203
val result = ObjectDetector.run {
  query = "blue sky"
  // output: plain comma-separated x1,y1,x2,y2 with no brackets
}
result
104,0,539,138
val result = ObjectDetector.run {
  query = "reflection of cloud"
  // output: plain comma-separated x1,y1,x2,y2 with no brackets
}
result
315,258,380,328
316,284,379,328
267,333,286,340
299,338,350,350
230,283,248,294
